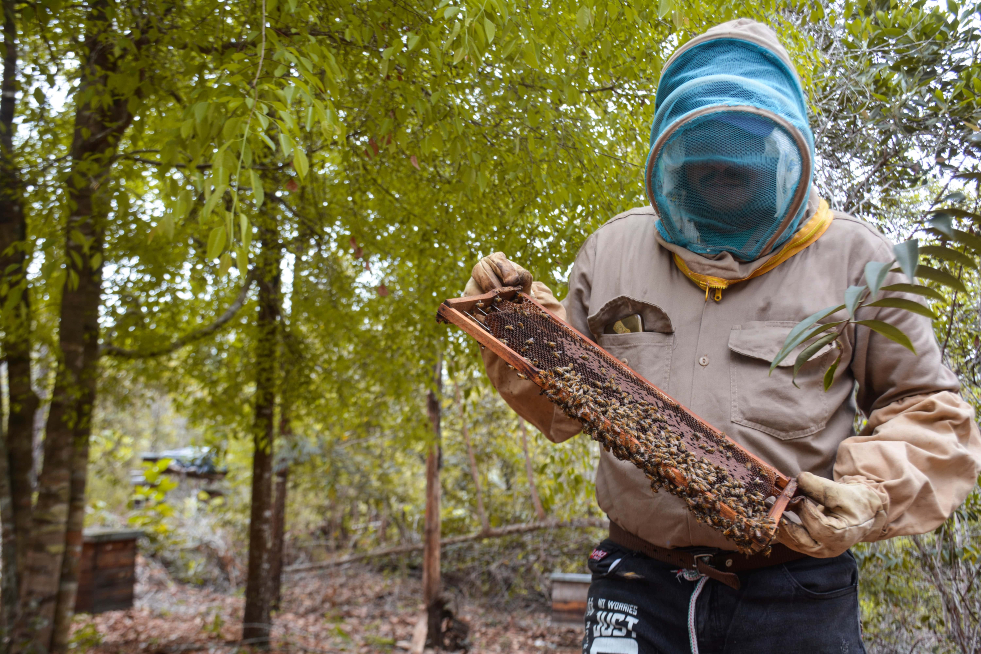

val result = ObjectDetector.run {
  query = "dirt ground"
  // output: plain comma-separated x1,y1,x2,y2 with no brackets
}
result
72,556,585,653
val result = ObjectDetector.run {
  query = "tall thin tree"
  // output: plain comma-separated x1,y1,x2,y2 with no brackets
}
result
242,211,282,648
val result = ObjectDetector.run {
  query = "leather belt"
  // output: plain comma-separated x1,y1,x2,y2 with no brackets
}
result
608,522,808,591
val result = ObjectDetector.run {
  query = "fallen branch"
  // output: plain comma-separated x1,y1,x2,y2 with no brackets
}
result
284,518,608,574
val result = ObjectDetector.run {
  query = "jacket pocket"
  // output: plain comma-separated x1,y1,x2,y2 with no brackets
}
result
729,321,836,440
597,331,674,390
590,297,674,390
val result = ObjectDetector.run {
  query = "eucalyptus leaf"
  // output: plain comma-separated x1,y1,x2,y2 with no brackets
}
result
854,319,917,353
893,240,919,281
952,229,981,255
823,352,843,391
929,213,955,238
881,283,945,301
770,304,845,371
915,265,968,293
936,207,981,222
941,191,967,204
918,245,977,271
845,284,867,317
865,297,937,319
865,260,892,298
792,332,838,383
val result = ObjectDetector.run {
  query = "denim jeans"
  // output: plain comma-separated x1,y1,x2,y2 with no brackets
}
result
582,539,865,654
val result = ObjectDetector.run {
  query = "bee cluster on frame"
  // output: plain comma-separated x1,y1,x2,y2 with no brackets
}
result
538,366,776,553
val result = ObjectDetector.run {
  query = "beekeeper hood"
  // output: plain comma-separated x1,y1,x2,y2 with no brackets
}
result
645,19,815,262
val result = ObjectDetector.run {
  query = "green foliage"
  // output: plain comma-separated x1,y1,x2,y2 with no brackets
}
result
67,619,103,650
777,0,981,395
128,459,179,542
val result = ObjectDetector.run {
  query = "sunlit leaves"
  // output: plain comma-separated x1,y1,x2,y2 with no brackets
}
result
250,170,264,208
201,185,226,221
293,148,308,180
206,226,226,260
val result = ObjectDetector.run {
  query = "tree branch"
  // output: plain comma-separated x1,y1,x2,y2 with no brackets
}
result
283,518,609,574
100,271,254,359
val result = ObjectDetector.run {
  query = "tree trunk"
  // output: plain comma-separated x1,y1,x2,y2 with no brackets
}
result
14,2,132,650
50,388,94,654
423,360,443,649
0,420,17,648
269,402,291,611
269,464,288,610
0,0,37,622
454,385,488,534
242,220,282,648
519,419,546,522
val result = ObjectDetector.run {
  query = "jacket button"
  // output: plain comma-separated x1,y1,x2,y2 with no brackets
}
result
725,559,733,568
699,356,709,367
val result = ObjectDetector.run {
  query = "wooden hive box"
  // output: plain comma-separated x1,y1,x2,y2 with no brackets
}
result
75,528,142,614
550,572,592,624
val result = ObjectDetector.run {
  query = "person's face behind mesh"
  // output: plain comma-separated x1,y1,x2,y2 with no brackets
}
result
683,160,762,214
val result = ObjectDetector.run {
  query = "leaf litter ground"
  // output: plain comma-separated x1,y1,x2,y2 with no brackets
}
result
72,555,585,653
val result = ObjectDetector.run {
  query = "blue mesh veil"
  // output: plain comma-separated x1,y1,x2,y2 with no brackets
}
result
644,35,815,262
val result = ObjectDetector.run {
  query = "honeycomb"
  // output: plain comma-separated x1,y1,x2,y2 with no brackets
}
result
465,291,780,553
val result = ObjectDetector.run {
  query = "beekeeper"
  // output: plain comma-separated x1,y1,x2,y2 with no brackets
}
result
464,18,981,654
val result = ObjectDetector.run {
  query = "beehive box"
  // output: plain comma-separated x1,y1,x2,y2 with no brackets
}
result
75,528,142,614
551,572,592,624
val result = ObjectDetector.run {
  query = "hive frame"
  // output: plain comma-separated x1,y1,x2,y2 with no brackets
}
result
437,286,798,552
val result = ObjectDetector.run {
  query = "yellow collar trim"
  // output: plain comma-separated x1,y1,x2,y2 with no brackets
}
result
672,200,834,301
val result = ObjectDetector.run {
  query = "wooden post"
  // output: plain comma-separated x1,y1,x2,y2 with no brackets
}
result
519,419,546,522
423,359,443,648
455,384,488,534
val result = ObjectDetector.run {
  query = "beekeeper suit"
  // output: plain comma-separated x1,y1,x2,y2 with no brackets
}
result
465,18,981,654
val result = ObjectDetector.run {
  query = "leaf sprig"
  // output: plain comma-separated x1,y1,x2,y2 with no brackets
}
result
769,234,974,390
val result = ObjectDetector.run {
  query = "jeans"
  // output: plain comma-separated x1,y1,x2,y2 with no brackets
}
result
582,539,865,654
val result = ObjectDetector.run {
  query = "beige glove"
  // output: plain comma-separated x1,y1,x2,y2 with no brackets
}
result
776,472,887,558
464,252,533,296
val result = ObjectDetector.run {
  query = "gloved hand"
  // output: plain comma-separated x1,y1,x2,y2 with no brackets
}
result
464,252,533,296
776,472,887,558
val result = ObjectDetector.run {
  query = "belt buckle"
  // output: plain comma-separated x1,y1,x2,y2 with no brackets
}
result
692,553,714,571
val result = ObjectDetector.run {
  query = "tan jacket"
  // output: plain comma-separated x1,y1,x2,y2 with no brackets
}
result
483,203,981,550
